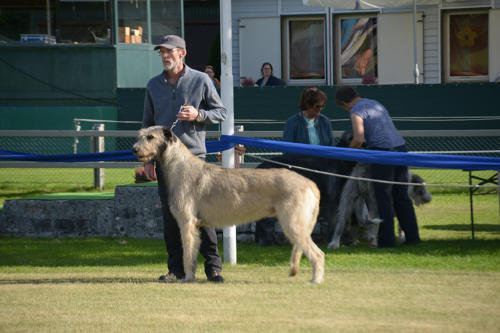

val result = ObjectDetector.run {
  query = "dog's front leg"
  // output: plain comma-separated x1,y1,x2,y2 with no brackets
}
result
179,218,201,283
328,179,356,249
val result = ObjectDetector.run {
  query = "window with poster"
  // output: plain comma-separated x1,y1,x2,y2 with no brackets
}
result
443,10,488,82
335,14,378,85
282,16,326,85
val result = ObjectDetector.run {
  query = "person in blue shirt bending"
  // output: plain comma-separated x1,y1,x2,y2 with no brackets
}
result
335,85,420,247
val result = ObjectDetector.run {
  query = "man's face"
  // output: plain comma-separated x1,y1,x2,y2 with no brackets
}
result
158,47,185,71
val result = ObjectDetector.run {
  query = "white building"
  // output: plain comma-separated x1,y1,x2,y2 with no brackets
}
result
231,0,500,86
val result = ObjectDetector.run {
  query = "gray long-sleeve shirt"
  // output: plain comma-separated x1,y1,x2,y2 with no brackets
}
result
142,65,227,157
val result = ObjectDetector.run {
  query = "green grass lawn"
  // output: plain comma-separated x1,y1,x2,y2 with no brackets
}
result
1,191,499,332
1,237,499,332
0,166,498,331
0,168,498,208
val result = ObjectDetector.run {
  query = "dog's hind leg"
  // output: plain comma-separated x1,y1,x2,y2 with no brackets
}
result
289,245,303,277
178,217,201,283
362,181,382,224
278,190,324,283
303,238,325,284
285,232,324,284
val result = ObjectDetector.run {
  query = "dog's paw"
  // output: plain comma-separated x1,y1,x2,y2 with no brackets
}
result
179,277,196,284
308,278,324,284
368,218,383,224
327,240,340,250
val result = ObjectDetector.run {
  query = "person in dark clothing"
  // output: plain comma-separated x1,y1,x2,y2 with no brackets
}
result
255,87,335,245
141,34,227,282
255,62,286,86
335,86,420,247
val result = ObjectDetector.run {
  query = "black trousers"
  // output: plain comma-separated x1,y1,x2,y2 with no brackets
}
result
156,164,222,278
370,145,420,247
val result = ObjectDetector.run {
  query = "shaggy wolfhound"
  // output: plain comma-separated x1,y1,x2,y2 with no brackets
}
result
327,162,432,250
132,126,325,283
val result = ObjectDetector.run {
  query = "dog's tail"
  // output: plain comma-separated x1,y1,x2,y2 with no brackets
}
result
289,245,303,277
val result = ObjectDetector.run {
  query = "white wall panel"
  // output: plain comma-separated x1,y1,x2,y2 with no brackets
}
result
378,12,424,84
489,9,500,81
238,17,282,84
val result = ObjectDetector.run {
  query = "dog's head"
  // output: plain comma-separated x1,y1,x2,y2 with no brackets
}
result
132,126,178,163
407,172,432,206
337,130,353,148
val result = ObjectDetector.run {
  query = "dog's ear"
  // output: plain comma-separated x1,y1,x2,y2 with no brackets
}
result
410,172,424,184
337,130,353,148
162,127,177,142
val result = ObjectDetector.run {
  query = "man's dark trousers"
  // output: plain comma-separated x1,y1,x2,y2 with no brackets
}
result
156,164,222,278
370,145,420,247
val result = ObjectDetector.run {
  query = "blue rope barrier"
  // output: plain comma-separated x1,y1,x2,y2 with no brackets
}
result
1,136,499,171
219,136,500,171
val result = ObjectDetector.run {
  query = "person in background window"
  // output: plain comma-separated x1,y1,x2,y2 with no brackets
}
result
335,85,420,247
255,62,286,87
205,65,220,88
255,86,334,246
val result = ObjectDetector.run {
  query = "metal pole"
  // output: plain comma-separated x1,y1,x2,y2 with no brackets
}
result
91,124,105,191
413,0,419,84
469,171,475,240
46,0,51,36
146,0,152,44
220,0,236,265
113,0,119,44
73,122,81,154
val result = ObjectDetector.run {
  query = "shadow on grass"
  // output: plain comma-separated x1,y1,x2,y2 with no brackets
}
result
1,236,499,268
0,238,166,267
0,277,157,285
424,223,500,233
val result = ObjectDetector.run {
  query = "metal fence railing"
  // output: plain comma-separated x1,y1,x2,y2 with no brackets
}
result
1,129,499,193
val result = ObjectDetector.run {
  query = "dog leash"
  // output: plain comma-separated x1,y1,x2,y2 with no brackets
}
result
250,155,496,189
170,119,180,130
170,104,185,131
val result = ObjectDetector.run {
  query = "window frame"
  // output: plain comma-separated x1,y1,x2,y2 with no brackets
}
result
334,13,378,85
282,15,327,86
442,10,489,83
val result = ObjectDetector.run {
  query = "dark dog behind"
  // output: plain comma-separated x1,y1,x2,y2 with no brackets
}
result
254,131,432,248
329,131,432,248
254,154,346,244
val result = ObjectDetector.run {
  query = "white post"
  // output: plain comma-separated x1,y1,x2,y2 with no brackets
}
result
91,123,105,191
413,0,420,84
46,0,51,36
220,0,236,265
73,121,81,154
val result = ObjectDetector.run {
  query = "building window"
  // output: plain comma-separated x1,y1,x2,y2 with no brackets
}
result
335,15,377,84
283,16,325,84
0,0,112,45
150,0,182,44
0,0,181,46
443,11,488,82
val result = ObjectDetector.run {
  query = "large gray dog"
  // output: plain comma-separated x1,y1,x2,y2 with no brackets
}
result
327,163,432,250
133,126,325,283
